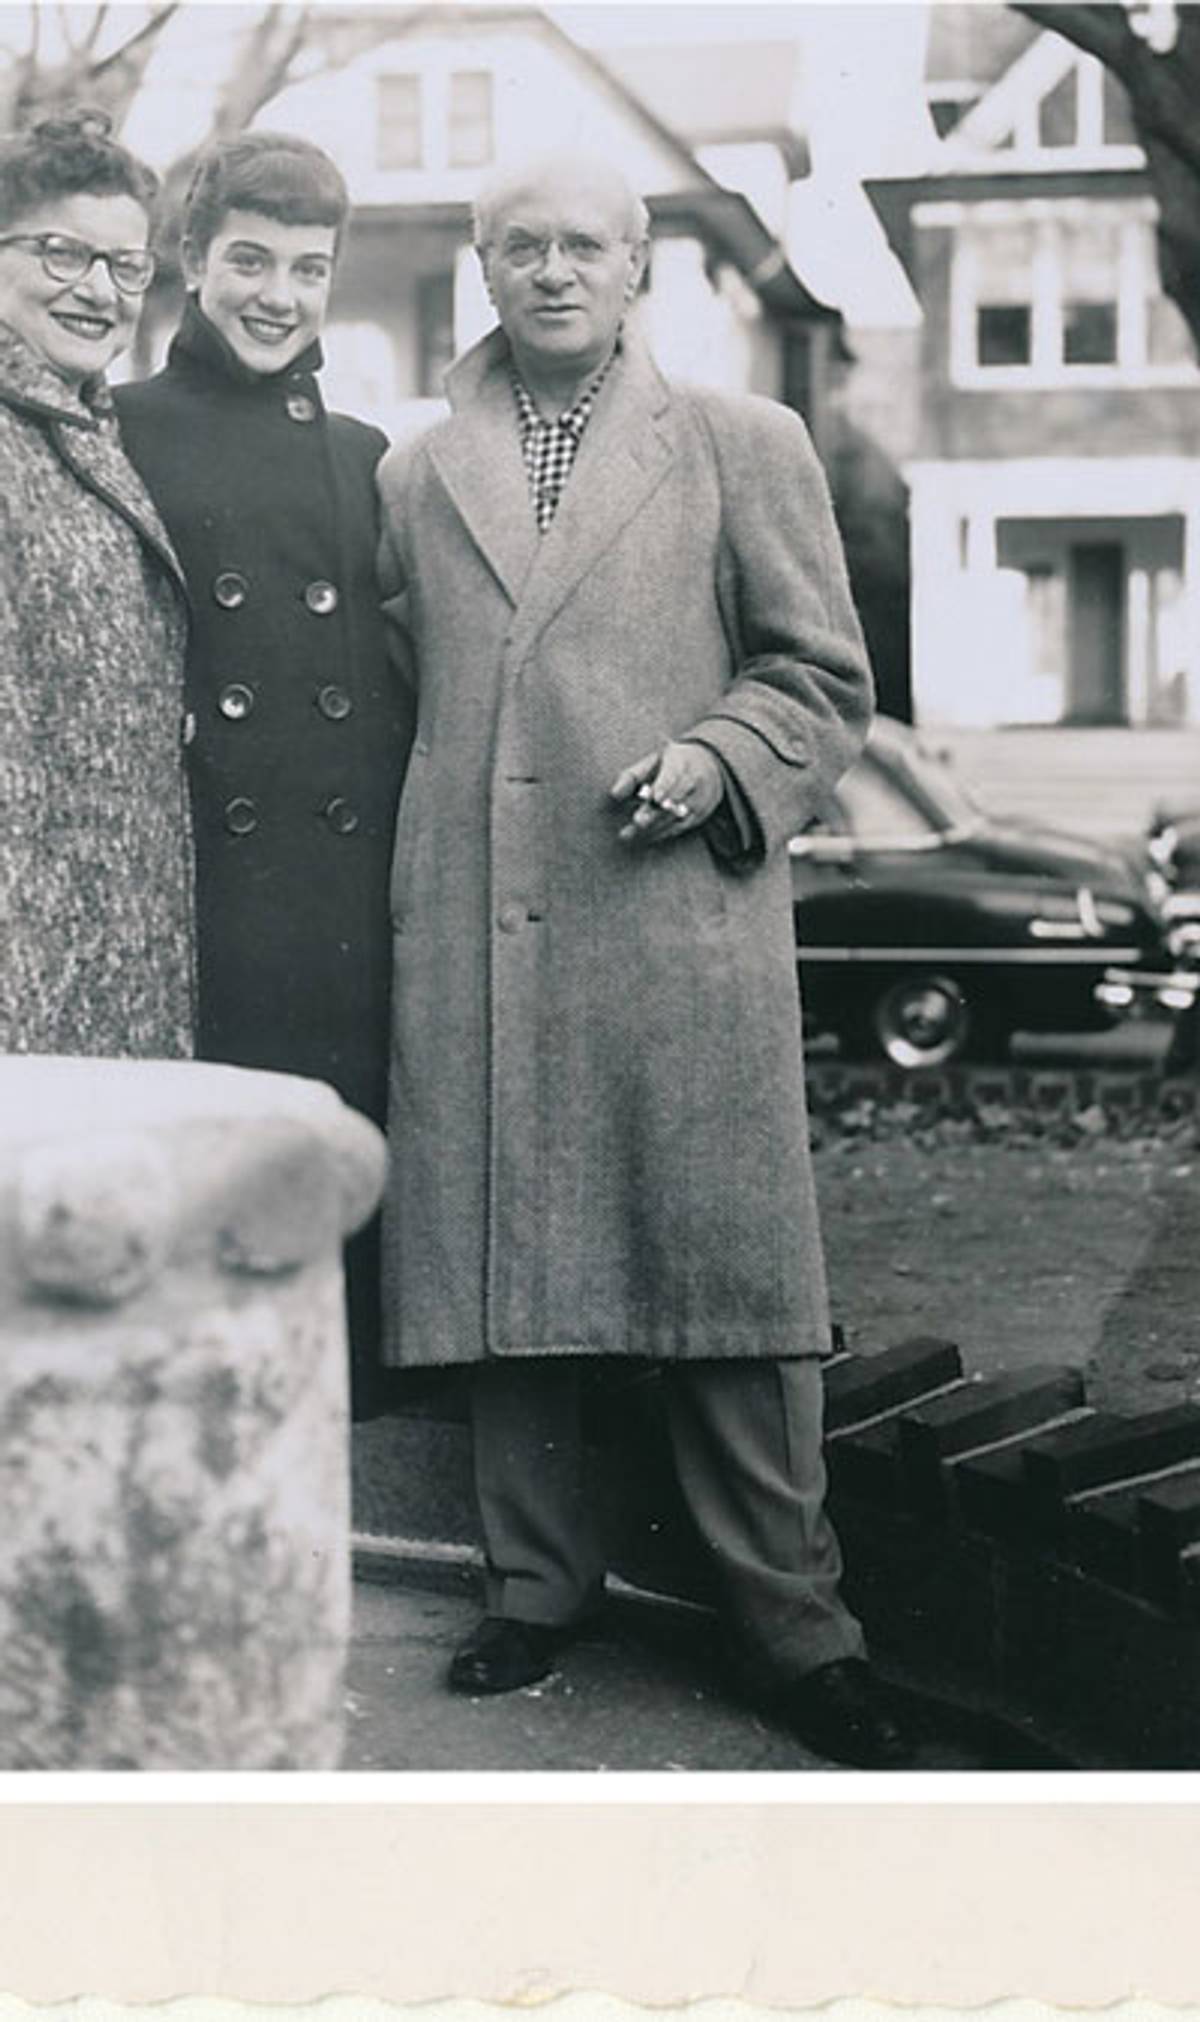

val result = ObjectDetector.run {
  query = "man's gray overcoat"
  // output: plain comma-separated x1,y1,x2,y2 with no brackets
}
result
376,323,873,1369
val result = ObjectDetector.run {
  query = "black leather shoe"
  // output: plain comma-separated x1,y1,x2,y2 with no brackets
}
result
734,1654,915,1768
447,1615,571,1696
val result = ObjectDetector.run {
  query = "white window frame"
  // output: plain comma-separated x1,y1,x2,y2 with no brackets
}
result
446,68,494,170
375,62,496,174
928,197,1199,391
376,72,424,171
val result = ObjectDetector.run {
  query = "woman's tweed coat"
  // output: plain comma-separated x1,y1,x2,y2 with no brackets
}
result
0,322,193,1057
376,324,873,1370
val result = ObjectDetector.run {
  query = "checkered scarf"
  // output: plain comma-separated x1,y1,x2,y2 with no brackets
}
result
511,352,615,533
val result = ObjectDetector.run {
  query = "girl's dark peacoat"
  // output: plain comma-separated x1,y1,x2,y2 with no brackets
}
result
115,301,412,1128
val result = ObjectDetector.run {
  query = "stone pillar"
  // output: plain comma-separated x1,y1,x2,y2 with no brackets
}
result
0,1057,386,1771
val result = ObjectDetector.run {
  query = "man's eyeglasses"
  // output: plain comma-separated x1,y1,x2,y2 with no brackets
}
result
494,232,626,272
0,232,156,297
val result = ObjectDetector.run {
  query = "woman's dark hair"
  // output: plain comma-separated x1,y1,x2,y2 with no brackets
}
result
0,107,158,229
183,131,349,257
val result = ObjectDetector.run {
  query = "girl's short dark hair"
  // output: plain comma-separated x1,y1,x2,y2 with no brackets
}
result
184,131,349,256
0,107,158,229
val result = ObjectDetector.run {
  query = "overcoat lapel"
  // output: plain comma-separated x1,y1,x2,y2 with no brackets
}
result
430,348,539,607
433,323,675,641
506,330,675,661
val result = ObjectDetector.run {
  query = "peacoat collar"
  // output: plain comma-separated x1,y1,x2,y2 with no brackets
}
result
436,317,675,649
0,319,185,594
166,297,326,406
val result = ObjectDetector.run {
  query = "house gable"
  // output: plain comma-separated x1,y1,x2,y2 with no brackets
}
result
254,5,840,437
939,23,1141,171
263,7,713,210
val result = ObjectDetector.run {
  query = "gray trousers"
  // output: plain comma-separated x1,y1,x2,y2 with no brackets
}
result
472,1355,865,1679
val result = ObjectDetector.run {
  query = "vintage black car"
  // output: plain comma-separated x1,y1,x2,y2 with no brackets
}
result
791,716,1198,1067
1149,804,1200,918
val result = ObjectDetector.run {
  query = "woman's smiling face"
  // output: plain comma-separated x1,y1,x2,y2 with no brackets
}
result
184,208,336,375
0,190,148,387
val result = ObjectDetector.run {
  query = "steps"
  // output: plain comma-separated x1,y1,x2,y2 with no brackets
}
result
352,1324,1200,1766
823,1336,1200,1766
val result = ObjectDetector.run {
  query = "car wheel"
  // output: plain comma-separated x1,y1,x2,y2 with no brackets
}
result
853,972,991,1069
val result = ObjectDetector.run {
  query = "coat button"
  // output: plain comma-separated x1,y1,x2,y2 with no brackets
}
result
286,392,318,423
304,580,339,616
224,797,258,836
182,711,196,746
218,682,255,721
497,902,526,933
323,796,359,835
213,570,248,609
316,683,352,721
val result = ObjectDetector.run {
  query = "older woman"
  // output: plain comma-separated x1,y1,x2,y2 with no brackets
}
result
0,108,192,1057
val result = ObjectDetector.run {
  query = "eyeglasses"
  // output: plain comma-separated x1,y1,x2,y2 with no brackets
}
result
494,231,628,272
0,232,156,296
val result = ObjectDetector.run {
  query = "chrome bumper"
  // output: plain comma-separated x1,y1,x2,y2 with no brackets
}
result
1096,966,1200,1014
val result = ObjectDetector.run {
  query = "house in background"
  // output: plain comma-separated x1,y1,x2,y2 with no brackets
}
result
865,3,1200,838
601,26,915,720
256,5,845,451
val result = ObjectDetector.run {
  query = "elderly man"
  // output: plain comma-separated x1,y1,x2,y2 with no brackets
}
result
376,153,910,1767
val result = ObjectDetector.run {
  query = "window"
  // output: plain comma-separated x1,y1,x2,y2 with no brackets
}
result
448,70,493,168
958,208,1193,381
377,74,422,169
968,219,1034,368
1062,299,1117,364
977,303,1031,366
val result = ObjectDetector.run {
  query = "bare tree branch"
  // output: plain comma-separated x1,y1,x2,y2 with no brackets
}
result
55,2,81,59
1014,3,1142,79
88,3,180,82
211,3,312,135
82,6,112,58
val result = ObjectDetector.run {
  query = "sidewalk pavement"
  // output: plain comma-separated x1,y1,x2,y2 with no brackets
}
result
341,1570,1033,1772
